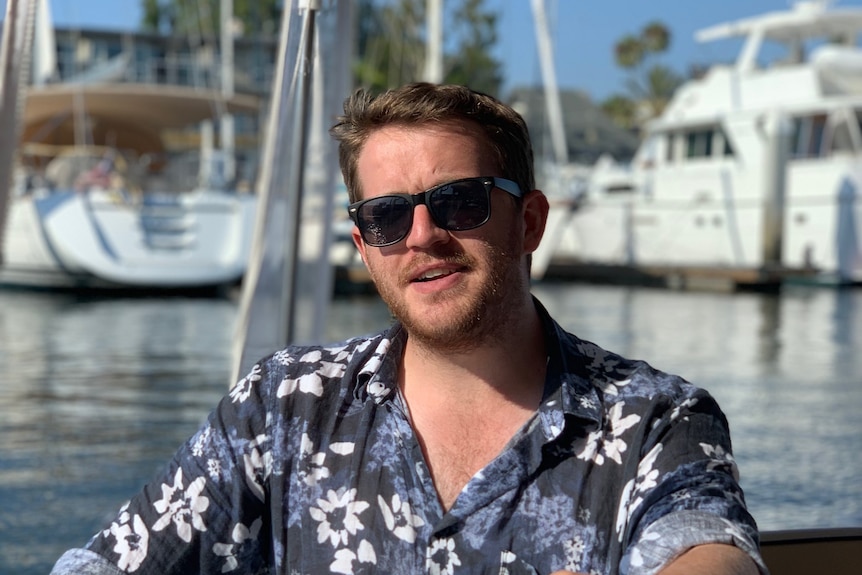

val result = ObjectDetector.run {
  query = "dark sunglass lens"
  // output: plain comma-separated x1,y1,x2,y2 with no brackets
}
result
429,180,489,230
358,196,412,245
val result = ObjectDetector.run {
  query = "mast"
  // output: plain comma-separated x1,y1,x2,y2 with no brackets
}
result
231,0,348,382
220,0,235,184
530,0,568,168
0,0,38,261
424,0,443,82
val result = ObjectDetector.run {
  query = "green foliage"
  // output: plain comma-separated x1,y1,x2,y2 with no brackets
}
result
641,21,669,53
614,35,644,70
354,0,503,97
443,0,503,95
139,0,281,37
140,0,503,97
601,94,637,131
607,20,680,128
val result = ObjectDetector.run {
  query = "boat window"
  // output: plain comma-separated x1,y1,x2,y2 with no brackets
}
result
830,120,854,154
686,129,714,158
665,133,677,163
723,134,735,157
791,114,827,158
605,184,634,194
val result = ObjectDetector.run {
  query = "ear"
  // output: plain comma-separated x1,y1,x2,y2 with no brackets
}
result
352,226,370,266
522,189,549,254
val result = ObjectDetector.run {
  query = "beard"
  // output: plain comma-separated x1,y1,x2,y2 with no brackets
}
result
370,234,527,354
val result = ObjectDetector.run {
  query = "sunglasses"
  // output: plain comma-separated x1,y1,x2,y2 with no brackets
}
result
347,176,523,247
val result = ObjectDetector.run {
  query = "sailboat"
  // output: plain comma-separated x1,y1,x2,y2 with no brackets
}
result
1,0,259,290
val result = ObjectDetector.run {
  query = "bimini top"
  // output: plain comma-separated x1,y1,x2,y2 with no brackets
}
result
21,83,260,156
695,1,862,73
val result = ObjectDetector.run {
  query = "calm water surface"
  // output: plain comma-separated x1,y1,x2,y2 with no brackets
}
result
1,283,860,574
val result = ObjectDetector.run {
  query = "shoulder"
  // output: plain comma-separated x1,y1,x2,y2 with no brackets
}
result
553,323,719,423
229,330,392,409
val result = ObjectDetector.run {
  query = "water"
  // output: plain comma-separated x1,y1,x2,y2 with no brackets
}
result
1,284,860,574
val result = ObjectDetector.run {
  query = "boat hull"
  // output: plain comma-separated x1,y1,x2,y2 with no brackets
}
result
1,188,257,290
536,157,862,288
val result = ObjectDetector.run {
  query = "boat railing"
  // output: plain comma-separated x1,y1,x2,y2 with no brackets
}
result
53,36,275,96
16,143,211,196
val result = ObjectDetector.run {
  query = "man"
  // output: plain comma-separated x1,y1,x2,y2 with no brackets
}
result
52,83,766,574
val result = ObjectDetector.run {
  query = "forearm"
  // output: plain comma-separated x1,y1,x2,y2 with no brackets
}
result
659,544,759,575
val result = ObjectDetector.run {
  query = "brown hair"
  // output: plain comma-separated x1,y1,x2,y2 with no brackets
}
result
329,82,535,203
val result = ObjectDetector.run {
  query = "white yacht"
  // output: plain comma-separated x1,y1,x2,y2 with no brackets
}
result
535,0,862,288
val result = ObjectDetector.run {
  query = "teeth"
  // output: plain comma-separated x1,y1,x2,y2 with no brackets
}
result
419,269,451,281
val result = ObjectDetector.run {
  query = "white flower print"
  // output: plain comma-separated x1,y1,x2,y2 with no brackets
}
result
329,442,355,455
670,397,698,422
701,442,739,480
299,433,330,487
192,426,211,457
277,372,324,397
615,443,663,541
152,468,209,543
378,494,425,543
330,549,357,574
329,540,377,574
273,349,295,366
578,394,598,410
244,434,272,501
614,478,636,543
107,505,149,572
230,364,261,403
575,402,641,465
212,518,262,573
426,537,461,575
357,540,376,564
318,360,347,379
366,380,389,402
309,488,370,547
563,535,585,571
323,345,352,364
207,458,222,479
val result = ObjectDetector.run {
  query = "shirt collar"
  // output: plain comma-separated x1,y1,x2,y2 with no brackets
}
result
534,297,603,440
350,299,604,436
352,323,404,404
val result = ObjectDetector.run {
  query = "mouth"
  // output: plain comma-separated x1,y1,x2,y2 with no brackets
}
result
409,262,468,284
413,268,457,282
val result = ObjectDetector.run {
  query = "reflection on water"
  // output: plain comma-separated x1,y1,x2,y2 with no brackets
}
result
0,285,860,574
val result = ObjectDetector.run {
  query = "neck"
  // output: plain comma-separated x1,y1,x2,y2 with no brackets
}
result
400,297,547,409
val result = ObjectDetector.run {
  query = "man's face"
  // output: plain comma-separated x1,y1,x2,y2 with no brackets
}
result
351,121,544,351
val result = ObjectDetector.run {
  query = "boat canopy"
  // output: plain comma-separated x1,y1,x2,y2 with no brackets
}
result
696,1,862,44
695,2,862,74
20,83,260,156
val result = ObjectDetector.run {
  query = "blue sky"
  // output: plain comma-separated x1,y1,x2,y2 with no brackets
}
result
7,0,862,101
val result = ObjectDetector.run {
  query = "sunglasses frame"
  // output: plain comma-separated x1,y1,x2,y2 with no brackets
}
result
347,176,523,247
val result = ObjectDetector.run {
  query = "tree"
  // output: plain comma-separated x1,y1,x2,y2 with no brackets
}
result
604,20,682,129
354,0,503,97
140,0,281,37
141,0,504,97
601,94,637,131
443,0,503,95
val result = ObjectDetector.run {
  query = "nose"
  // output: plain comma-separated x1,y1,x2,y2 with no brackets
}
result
404,204,450,248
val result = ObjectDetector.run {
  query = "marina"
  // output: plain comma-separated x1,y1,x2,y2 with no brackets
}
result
2,1,862,572
0,283,860,574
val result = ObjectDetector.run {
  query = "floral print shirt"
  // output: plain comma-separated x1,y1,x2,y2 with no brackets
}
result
51,300,767,575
